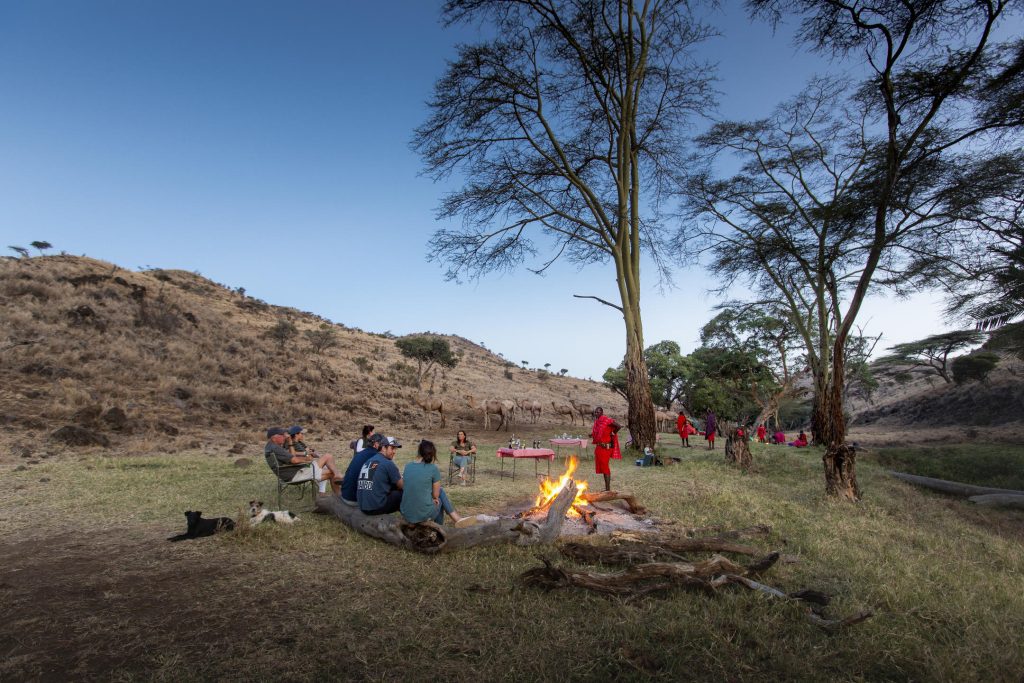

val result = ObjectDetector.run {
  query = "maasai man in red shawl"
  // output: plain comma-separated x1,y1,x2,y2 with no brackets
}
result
756,424,767,443
705,410,717,450
676,410,691,448
590,407,621,492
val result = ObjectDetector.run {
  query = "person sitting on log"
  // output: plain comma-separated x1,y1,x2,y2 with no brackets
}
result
264,427,342,496
341,432,386,507
357,436,404,515
402,440,474,527
788,431,809,448
449,430,477,484
772,430,786,445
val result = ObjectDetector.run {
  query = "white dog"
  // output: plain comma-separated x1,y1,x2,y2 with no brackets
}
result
248,500,298,525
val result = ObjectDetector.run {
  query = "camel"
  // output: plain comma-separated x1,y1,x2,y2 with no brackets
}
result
415,394,446,429
568,399,593,426
466,395,515,431
516,398,542,423
655,410,674,432
551,401,577,425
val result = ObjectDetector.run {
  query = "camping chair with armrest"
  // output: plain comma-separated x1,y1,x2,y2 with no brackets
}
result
448,452,477,485
267,456,318,510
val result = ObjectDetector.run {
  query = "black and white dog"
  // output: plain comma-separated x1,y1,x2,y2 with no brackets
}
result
248,500,298,525
168,510,236,541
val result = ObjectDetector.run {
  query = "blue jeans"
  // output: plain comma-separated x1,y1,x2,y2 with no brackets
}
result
430,488,456,524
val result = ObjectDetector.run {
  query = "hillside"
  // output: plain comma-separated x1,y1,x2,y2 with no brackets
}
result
0,255,625,456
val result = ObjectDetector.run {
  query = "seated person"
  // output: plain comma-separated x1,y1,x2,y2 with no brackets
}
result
264,427,342,495
788,431,809,448
287,425,313,456
402,440,471,526
349,424,375,456
357,436,404,515
341,432,386,506
449,430,477,484
772,430,786,444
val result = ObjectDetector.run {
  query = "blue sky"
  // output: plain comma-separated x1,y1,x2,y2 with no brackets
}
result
1,1,1007,379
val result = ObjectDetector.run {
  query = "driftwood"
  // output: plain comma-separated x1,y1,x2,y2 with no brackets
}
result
580,489,646,514
968,493,1024,509
316,481,577,554
721,575,874,633
724,428,752,471
888,471,1024,498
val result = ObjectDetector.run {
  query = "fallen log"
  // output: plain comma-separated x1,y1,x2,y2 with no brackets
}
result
722,575,872,632
521,554,746,595
316,481,577,553
968,493,1024,509
581,490,646,514
888,472,1024,498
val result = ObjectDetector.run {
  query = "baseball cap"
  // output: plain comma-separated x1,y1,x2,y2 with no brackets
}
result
367,433,387,447
287,425,304,436
380,436,402,448
266,427,287,438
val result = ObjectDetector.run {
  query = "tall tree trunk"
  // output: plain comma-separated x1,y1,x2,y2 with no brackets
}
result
623,315,656,452
822,342,860,500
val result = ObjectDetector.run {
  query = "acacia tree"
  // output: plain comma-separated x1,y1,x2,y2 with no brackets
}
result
700,306,808,429
875,330,985,383
684,0,1021,499
395,335,460,388
413,0,715,451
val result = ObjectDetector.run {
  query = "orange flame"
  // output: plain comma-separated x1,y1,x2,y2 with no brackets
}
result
535,456,589,512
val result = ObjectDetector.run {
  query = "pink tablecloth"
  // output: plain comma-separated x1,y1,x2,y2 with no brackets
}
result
496,447,555,460
549,438,589,448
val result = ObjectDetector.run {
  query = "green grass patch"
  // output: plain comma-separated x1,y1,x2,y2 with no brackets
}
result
863,443,1024,489
2,443,1023,681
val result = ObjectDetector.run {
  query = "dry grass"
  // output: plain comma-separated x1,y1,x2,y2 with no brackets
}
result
2,440,1023,681
0,255,625,456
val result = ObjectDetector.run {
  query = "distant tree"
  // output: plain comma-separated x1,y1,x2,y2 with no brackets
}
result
679,346,768,422
395,335,459,388
521,361,528,369
543,363,551,372
876,330,986,384
8,246,28,258
304,324,340,355
29,240,52,256
265,319,298,350
700,306,807,428
413,0,716,452
559,369,568,376
603,340,690,408
952,352,1000,385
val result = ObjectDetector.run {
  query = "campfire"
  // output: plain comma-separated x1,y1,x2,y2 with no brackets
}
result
534,456,590,516
522,457,648,535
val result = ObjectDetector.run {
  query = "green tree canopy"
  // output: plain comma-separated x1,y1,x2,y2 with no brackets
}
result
603,340,691,409
952,351,1000,384
395,335,459,388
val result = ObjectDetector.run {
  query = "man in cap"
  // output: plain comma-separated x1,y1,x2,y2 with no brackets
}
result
357,436,404,515
340,432,387,506
264,427,342,496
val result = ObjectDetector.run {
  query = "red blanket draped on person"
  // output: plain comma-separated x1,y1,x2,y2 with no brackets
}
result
591,410,621,492
756,425,767,443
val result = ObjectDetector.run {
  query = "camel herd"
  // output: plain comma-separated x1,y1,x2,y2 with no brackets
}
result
413,393,598,431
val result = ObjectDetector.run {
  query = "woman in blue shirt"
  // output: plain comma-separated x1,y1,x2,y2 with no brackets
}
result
401,440,471,526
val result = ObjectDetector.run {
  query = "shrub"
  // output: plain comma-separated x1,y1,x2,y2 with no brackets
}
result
952,352,1000,384
264,319,297,349
304,325,339,354
353,356,373,373
385,361,419,388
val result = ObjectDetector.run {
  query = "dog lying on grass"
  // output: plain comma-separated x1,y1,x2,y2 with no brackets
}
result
167,510,235,541
248,500,298,525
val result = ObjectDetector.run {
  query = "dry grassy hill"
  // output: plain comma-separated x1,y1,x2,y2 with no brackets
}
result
0,255,624,458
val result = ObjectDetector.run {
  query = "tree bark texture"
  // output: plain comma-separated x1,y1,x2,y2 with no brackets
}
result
316,482,577,554
724,428,752,471
623,316,656,452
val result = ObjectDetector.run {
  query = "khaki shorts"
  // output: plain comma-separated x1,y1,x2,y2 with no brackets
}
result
290,462,322,483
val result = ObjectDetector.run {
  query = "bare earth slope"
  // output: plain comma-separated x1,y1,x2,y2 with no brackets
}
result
0,255,624,458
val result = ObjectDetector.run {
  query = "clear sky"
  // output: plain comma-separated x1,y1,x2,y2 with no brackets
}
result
1,1,1007,380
